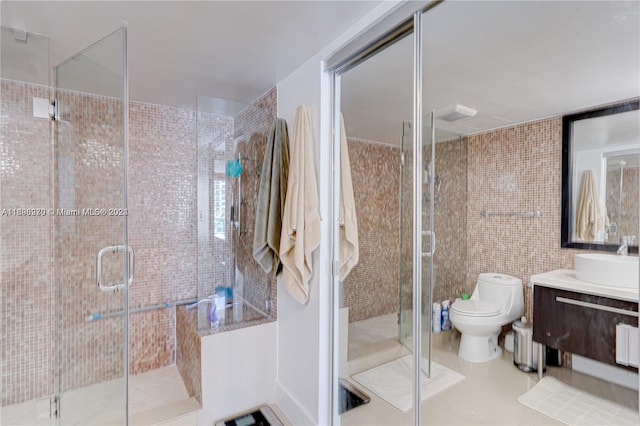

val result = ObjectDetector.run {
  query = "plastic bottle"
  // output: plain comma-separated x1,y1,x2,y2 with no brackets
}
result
208,302,219,330
432,303,441,334
441,300,452,331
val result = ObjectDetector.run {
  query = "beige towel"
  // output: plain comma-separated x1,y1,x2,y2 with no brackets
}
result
575,170,605,241
339,114,359,280
253,118,290,274
279,105,321,304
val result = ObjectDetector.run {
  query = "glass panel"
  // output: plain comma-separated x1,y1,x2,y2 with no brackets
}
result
196,94,275,332
337,31,415,423
398,120,413,347
0,27,51,425
54,27,128,425
605,151,640,240
1,26,50,85
419,6,470,424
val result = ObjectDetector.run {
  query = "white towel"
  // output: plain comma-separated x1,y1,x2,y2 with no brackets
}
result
339,114,359,280
575,169,605,241
279,105,321,304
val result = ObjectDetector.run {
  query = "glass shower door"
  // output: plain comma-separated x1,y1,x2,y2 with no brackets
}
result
397,18,436,419
398,117,436,373
398,120,414,345
53,27,129,425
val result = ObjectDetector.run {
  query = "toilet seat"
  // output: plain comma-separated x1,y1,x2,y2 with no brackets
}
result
451,300,500,317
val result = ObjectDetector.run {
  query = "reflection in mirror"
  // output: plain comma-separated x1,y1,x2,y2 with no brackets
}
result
562,100,639,251
196,91,276,332
339,32,414,361
605,150,640,241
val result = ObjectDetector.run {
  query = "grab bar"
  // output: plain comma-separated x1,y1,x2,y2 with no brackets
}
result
481,209,541,218
85,298,198,322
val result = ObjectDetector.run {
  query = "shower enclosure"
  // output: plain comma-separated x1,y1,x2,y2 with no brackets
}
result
398,114,436,377
331,13,436,422
1,26,130,424
330,6,469,424
53,27,130,425
605,152,640,240
195,93,276,331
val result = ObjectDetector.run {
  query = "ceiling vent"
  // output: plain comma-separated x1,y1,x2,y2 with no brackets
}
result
437,104,477,121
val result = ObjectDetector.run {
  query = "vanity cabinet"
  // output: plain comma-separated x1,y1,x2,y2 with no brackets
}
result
533,285,638,370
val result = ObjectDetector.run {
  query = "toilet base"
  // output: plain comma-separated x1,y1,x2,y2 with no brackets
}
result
458,332,502,363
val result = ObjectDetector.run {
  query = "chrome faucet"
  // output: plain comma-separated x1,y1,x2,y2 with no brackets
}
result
617,236,636,256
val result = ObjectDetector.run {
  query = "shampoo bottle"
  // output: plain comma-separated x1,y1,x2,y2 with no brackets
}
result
441,300,452,331
208,302,219,330
432,303,441,334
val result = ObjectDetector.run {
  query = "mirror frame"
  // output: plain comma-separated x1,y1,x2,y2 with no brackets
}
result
561,99,640,252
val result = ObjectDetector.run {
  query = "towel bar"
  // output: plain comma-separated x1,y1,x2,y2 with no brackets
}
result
482,209,541,218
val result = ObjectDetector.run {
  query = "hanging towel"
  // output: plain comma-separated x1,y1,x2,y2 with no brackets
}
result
253,118,290,274
339,114,359,280
575,169,605,241
279,105,321,304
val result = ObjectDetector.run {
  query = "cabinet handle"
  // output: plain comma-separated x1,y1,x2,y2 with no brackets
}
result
556,297,638,318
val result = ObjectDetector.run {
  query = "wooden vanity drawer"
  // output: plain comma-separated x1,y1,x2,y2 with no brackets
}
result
533,285,638,369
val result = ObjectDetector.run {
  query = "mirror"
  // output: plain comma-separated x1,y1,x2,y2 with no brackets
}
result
561,100,639,251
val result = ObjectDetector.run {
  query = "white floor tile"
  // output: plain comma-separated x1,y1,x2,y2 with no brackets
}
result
343,313,638,425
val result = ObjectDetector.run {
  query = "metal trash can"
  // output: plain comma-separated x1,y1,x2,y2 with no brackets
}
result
513,316,544,372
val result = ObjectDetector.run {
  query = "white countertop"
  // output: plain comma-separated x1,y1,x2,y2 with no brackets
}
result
531,269,639,302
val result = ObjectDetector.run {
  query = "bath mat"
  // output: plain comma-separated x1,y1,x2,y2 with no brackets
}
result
352,355,465,412
518,376,639,425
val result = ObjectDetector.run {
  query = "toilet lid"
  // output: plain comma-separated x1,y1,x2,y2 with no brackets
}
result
451,300,500,317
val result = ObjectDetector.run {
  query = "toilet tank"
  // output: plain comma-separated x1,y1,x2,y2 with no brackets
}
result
475,273,523,312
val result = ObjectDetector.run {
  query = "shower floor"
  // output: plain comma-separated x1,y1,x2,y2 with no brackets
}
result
1,365,198,425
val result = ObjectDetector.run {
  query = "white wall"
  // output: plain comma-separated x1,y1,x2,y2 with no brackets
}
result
274,2,407,424
275,53,329,426
200,322,277,424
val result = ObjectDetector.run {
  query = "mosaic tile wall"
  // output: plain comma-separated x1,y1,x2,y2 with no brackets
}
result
345,136,469,323
196,87,277,329
352,117,598,356
197,112,234,311
343,139,401,323
431,138,468,304
128,101,197,308
466,117,587,324
54,88,127,393
176,306,202,404
1,80,54,405
1,78,247,405
232,87,278,318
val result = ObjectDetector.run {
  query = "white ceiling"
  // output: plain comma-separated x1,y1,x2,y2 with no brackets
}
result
1,0,383,111
2,1,639,134
574,109,640,151
341,0,640,145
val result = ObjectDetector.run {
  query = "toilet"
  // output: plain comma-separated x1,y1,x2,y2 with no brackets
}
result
449,273,524,363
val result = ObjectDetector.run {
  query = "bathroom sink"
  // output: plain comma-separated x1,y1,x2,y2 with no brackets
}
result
575,254,639,289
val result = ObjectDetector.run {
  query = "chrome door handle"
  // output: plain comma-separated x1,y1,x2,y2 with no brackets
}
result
97,245,134,292
421,230,436,258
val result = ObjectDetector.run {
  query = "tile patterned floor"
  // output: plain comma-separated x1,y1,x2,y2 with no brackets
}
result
342,314,638,425
1,365,193,425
